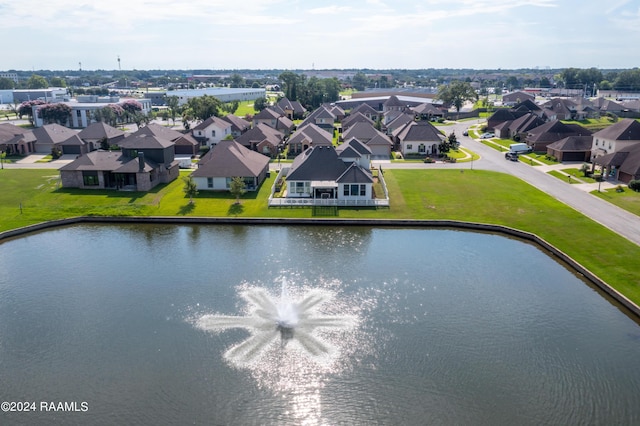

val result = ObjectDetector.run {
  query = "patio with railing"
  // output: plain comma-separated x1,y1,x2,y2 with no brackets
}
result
268,166,390,207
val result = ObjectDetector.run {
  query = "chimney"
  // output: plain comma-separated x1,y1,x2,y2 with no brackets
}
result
138,152,145,172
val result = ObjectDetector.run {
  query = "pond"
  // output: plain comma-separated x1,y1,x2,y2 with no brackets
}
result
0,224,639,425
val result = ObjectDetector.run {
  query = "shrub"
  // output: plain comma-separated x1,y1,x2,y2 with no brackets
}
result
616,185,624,193
424,157,435,163
628,180,640,192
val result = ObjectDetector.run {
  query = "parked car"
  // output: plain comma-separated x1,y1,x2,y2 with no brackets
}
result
505,152,519,161
462,130,469,136
480,132,494,139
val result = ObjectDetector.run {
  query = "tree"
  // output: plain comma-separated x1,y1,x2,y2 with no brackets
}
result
183,176,198,204
505,76,520,91
352,72,368,91
0,77,14,90
39,103,72,125
448,132,459,150
229,176,247,204
221,100,239,115
437,81,478,113
279,71,302,101
165,95,180,125
184,94,221,122
18,100,46,124
253,97,268,112
49,76,67,87
230,73,245,88
26,74,48,89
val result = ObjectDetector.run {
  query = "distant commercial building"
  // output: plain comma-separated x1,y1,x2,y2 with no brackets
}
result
13,88,70,103
0,72,19,83
32,96,152,128
0,90,13,104
150,87,266,106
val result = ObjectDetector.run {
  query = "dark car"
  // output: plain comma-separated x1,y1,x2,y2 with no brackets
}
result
505,152,519,161
462,130,469,136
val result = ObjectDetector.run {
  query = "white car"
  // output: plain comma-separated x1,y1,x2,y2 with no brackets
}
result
480,132,494,139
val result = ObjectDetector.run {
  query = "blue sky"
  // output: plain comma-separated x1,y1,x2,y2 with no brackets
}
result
1,0,639,71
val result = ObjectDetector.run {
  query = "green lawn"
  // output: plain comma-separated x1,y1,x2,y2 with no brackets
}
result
548,170,580,183
592,186,640,216
1,168,639,306
233,100,256,117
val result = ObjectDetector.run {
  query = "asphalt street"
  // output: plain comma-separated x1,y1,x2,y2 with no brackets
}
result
3,119,640,247
375,120,640,247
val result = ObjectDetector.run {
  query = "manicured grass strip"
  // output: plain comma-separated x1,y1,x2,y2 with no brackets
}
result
548,170,579,183
561,168,597,183
592,187,640,216
1,168,638,306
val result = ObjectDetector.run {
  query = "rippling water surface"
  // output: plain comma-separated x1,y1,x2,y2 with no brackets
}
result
0,224,639,425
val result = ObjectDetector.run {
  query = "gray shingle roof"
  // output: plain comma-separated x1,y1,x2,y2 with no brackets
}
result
288,123,332,147
192,139,269,178
336,162,373,184
342,121,386,142
130,123,183,141
77,122,125,140
287,146,347,181
526,120,591,142
120,134,174,149
396,121,443,142
593,118,640,141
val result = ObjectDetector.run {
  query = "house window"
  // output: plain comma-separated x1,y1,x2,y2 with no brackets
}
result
595,139,598,146
212,130,216,137
407,144,413,150
345,184,365,196
207,178,213,188
82,171,99,186
418,144,426,153
609,143,612,149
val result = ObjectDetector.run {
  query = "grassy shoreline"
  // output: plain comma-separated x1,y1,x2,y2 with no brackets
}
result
1,168,639,306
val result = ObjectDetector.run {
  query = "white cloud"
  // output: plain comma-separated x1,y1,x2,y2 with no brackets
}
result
308,5,352,15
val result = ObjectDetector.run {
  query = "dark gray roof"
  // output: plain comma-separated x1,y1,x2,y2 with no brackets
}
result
366,133,393,147
77,122,125,140
235,123,283,147
192,115,231,131
59,150,156,173
0,123,29,144
526,120,591,142
119,134,174,149
546,135,593,151
396,121,444,142
33,124,78,145
59,134,86,146
221,114,251,132
130,123,183,141
192,139,269,178
336,162,373,184
593,118,640,141
288,123,332,146
342,112,374,130
287,146,347,181
342,121,386,142
337,137,372,155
